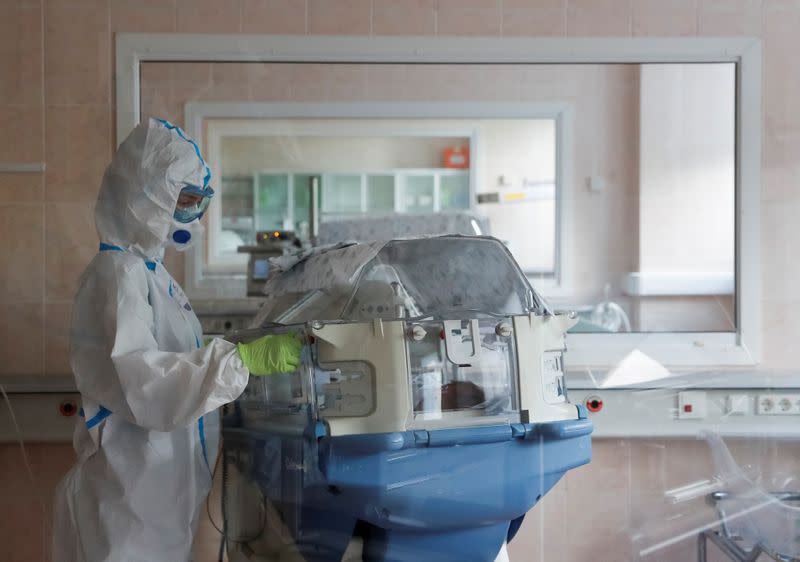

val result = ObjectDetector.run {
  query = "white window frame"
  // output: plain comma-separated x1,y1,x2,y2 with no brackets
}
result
115,34,761,373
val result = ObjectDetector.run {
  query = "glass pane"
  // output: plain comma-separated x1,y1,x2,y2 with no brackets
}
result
409,319,518,420
220,175,254,250
440,173,470,210
139,60,736,333
323,174,362,214
405,175,435,213
366,174,395,212
292,174,320,239
255,173,289,231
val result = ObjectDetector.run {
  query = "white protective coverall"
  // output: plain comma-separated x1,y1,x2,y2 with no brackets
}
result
53,118,250,562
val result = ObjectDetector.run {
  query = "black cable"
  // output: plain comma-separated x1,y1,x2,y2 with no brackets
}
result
206,442,268,549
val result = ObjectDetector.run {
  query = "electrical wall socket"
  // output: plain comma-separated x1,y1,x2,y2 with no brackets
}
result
756,394,800,415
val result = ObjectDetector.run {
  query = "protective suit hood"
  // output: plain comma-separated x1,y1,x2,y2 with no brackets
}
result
95,118,211,259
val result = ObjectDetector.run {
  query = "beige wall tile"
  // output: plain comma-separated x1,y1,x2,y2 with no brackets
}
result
633,0,697,36
0,1,43,106
324,64,369,101
45,202,97,301
563,443,633,560
373,0,436,35
308,0,371,34
404,64,497,101
365,64,411,100
248,63,295,101
177,0,242,32
762,132,800,202
140,62,175,119
761,200,800,305
763,0,800,140
111,0,177,32
437,0,502,36
0,105,44,163
45,104,112,202
171,62,214,104
698,0,763,35
209,63,253,101
507,494,545,562
45,0,109,33
568,439,631,494
502,0,565,36
141,91,183,128
288,63,369,102
45,301,72,374
44,0,110,106
45,30,111,105
539,477,568,559
760,300,800,368
242,0,307,34
0,302,44,375
0,444,74,561
0,173,44,203
567,0,632,36
0,204,44,303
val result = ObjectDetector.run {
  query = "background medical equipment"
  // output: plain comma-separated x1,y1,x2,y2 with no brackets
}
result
697,432,800,562
219,235,592,562
238,230,303,297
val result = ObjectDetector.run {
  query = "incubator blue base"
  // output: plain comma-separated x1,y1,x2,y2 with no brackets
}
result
222,408,592,562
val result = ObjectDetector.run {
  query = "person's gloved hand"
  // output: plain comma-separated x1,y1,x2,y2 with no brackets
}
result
237,333,303,376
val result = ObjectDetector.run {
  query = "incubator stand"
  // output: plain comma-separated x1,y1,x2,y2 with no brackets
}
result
697,433,800,562
221,236,593,562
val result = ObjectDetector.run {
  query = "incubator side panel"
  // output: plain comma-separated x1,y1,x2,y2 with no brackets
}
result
513,314,579,422
313,320,412,436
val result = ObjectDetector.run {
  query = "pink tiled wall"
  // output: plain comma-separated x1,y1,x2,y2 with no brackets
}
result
2,1,799,561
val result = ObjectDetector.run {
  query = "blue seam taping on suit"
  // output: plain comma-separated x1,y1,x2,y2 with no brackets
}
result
198,416,211,475
101,243,158,274
85,406,112,429
157,119,212,188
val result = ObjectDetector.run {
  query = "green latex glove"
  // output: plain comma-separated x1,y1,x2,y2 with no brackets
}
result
237,333,303,376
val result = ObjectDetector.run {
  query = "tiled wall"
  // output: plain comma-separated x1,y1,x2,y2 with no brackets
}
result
1,1,799,561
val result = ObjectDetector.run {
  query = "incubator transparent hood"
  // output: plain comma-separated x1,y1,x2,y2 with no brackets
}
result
222,236,592,562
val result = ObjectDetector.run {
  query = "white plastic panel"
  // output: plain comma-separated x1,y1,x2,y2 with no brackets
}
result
570,388,800,438
0,393,80,443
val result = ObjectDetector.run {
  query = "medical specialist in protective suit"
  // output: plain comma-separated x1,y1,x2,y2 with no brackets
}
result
53,118,300,562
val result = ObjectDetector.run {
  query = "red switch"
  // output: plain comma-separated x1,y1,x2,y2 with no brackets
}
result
585,396,603,413
683,404,693,413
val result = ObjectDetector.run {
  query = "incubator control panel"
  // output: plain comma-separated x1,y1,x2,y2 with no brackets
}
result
316,362,375,418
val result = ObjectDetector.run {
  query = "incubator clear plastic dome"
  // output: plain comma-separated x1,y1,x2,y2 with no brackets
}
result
221,235,587,562
252,235,550,326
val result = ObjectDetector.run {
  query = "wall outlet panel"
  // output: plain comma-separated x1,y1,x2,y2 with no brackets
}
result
756,394,800,415
570,389,800,438
0,393,80,443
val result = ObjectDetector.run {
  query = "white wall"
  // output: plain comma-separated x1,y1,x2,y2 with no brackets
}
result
637,64,736,331
639,64,735,274
222,134,464,173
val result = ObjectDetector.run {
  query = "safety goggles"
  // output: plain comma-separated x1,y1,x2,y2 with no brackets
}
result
174,185,214,223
